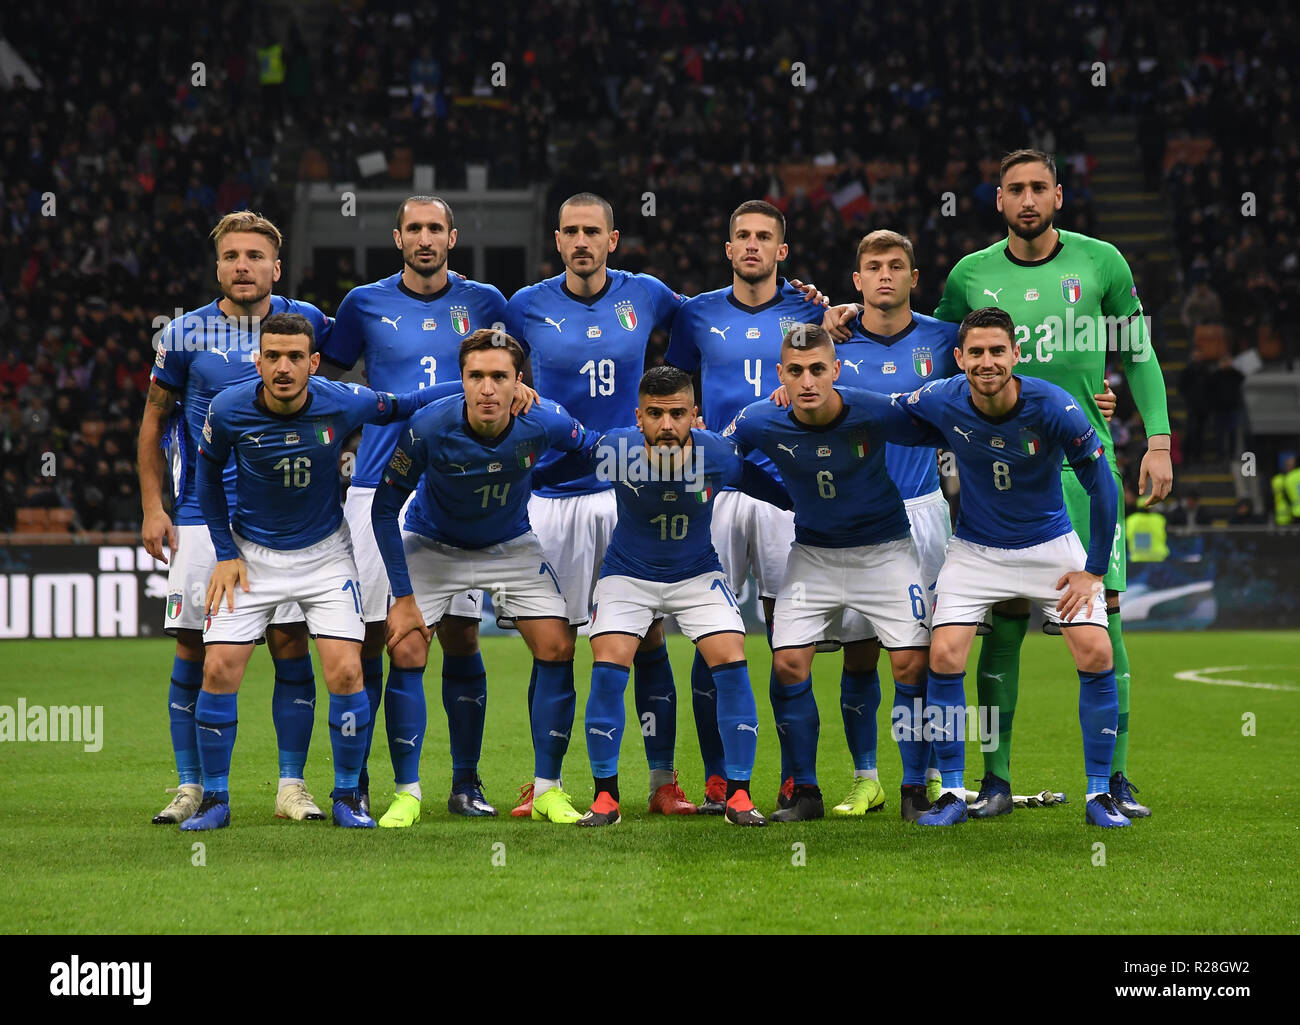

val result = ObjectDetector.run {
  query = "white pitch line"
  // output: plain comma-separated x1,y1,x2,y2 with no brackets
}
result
1174,666,1300,692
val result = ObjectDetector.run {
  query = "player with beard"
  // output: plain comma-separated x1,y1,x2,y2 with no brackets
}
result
503,194,826,818
319,196,520,827
665,200,831,814
140,212,330,826
932,150,1172,819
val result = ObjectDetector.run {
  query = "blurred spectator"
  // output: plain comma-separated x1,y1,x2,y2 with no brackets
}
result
1167,491,1211,528
1229,498,1265,525
1181,276,1223,329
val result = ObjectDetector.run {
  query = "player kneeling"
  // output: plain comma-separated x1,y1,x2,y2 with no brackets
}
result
543,368,790,826
899,308,1129,828
372,330,596,826
183,313,452,830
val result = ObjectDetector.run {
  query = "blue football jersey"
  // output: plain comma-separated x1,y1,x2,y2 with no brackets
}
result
150,296,332,524
664,278,825,484
504,269,683,498
384,396,594,552
836,313,959,499
198,377,440,558
586,427,778,583
898,375,1111,552
321,273,507,488
724,386,941,548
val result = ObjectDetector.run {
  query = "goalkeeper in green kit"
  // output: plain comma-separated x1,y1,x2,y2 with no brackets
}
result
932,149,1174,818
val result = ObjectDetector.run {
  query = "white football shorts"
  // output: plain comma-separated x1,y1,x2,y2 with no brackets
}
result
202,525,364,644
166,522,303,635
527,489,617,627
591,570,745,642
932,532,1109,629
710,489,795,600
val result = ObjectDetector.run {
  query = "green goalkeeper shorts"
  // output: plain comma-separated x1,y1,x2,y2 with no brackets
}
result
1061,465,1126,592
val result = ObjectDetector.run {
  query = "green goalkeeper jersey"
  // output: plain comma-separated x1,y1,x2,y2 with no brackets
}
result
934,228,1170,468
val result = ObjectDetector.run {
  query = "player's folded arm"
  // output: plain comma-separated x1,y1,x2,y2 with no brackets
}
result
736,461,792,511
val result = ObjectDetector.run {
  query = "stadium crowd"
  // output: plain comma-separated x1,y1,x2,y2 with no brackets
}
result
1,0,1297,532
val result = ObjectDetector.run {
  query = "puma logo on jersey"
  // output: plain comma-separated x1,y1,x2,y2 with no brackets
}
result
456,694,486,707
213,348,234,363
588,726,617,740
735,722,759,735
710,325,730,340
951,426,973,443
1065,402,1079,412
394,735,418,747
544,317,565,332
983,288,1003,301
622,480,644,496
841,358,863,371
381,315,402,330
448,461,471,474
247,434,265,447
777,443,798,457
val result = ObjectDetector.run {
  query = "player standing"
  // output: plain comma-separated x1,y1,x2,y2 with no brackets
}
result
184,313,447,830
320,196,509,824
724,326,936,821
503,194,695,817
664,200,830,812
139,212,330,825
371,330,597,825
897,308,1128,828
932,150,1172,817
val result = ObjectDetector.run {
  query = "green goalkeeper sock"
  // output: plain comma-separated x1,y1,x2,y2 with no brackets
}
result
976,612,1028,785
1109,609,1131,775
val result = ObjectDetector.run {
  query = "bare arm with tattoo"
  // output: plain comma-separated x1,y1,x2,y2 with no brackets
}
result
138,380,180,563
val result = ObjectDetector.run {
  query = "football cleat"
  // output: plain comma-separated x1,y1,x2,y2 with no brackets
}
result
776,776,795,811
769,784,824,823
577,791,622,827
926,776,942,804
531,787,582,824
648,772,698,815
698,774,727,815
510,783,534,818
1109,772,1150,818
915,791,968,826
332,788,377,828
967,773,1013,818
179,793,230,831
1086,792,1132,828
378,791,421,828
900,783,932,822
358,770,370,817
724,789,767,827
448,779,498,817
274,782,326,821
831,776,885,816
1042,620,1062,636
152,783,203,825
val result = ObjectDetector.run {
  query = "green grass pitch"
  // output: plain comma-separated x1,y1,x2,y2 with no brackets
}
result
1,631,1296,934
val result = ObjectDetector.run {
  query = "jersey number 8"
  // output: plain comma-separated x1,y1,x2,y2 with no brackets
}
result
992,460,1012,491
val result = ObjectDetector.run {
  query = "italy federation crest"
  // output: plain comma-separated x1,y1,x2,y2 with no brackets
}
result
450,306,471,335
1019,427,1042,455
912,347,933,377
167,593,183,620
1061,278,1082,305
315,422,335,445
516,443,537,468
615,300,637,331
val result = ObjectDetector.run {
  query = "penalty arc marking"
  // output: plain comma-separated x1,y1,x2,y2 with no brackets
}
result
1173,665,1299,692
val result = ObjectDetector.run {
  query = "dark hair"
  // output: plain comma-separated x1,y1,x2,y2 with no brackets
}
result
729,199,786,241
780,322,834,356
957,307,1016,348
999,148,1057,184
458,327,525,372
259,312,316,352
396,195,455,231
639,365,694,399
559,192,614,230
